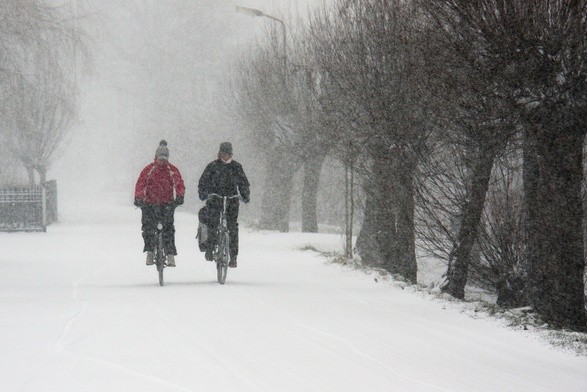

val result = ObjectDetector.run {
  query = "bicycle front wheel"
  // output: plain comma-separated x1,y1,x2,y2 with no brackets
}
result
156,256,165,286
216,261,227,284
156,228,166,286
158,266,164,286
215,232,229,284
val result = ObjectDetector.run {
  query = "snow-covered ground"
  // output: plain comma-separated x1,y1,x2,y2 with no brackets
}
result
2,192,587,392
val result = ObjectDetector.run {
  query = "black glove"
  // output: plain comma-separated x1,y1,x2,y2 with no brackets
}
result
134,197,144,208
175,195,184,206
199,193,207,201
242,196,250,204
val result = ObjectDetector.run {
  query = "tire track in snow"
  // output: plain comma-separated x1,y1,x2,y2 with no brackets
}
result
145,300,264,392
144,286,324,392
229,284,459,392
53,278,195,392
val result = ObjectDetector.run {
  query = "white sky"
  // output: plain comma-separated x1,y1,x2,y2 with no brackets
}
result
53,0,325,197
2,191,587,391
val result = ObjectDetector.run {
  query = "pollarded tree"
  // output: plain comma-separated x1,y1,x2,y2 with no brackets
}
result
232,17,335,233
307,0,434,282
439,87,518,300
283,35,334,233
232,31,302,232
420,0,587,331
404,5,520,299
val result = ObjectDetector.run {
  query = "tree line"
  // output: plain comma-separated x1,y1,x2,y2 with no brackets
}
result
0,0,89,187
229,0,587,332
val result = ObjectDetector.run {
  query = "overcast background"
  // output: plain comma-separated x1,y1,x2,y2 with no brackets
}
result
53,0,322,210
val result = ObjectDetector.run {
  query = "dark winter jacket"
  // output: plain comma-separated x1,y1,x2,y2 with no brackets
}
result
135,159,185,205
198,159,250,202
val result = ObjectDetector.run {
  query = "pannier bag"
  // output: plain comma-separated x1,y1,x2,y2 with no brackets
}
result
196,206,209,252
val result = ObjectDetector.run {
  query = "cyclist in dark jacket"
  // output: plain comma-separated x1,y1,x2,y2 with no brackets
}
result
134,140,185,267
198,142,250,267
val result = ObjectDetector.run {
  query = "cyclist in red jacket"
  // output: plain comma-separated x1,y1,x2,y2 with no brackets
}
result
134,140,185,267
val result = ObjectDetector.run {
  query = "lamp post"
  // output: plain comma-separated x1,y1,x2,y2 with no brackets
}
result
236,5,287,84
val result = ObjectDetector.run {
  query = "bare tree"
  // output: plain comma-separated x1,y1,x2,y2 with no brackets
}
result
0,0,90,185
476,149,528,307
420,0,587,330
440,97,517,298
7,76,77,185
306,0,434,282
232,32,301,232
231,16,337,233
415,134,468,268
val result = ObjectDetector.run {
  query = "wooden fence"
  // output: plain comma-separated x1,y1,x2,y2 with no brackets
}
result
0,181,58,232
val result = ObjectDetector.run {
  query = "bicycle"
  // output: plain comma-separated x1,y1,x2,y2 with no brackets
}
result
207,194,239,284
154,221,167,286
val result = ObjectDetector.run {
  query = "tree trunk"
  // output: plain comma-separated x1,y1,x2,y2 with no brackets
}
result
356,187,381,265
527,123,586,331
37,166,47,186
356,150,398,269
443,147,497,299
496,276,527,308
26,166,35,187
344,161,354,258
259,155,297,232
394,156,418,283
522,126,540,306
301,154,325,233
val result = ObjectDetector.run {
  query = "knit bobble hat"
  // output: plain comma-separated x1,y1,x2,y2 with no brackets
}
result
219,142,233,154
155,140,169,160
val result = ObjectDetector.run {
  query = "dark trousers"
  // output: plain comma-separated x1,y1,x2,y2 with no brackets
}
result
141,204,177,255
206,198,240,259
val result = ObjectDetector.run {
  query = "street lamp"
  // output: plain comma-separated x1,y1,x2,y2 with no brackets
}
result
236,5,287,83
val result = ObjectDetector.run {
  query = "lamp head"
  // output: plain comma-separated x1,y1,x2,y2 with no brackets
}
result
236,5,264,17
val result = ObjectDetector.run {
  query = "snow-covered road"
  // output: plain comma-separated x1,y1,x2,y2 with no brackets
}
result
2,194,586,391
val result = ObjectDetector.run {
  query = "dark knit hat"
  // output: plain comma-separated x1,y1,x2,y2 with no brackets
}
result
219,142,233,154
155,140,169,160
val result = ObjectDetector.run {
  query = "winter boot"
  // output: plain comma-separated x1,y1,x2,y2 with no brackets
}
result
146,251,155,265
167,254,176,267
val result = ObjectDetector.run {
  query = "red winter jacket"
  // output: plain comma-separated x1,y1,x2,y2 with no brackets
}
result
135,160,185,205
